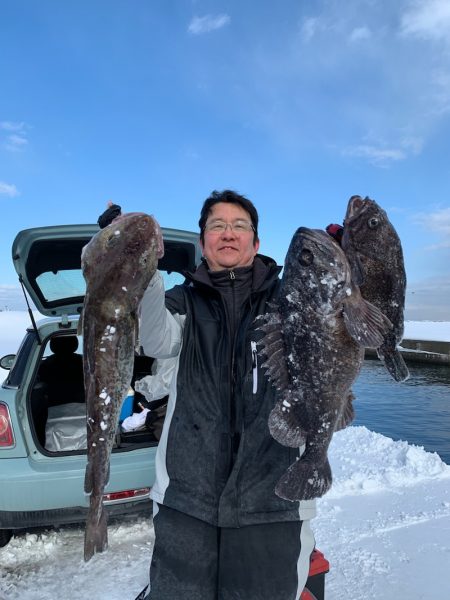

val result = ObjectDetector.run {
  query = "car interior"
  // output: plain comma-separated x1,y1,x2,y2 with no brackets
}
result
30,333,166,454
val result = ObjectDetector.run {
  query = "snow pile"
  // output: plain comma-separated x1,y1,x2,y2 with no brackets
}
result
404,320,450,342
327,426,450,498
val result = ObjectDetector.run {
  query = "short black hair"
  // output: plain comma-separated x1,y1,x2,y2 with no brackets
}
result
198,189,259,244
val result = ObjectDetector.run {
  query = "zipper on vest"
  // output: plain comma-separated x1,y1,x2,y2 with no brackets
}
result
251,340,258,394
228,269,239,472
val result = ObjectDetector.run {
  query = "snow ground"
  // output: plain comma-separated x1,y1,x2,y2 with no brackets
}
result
1,313,450,599
1,426,449,600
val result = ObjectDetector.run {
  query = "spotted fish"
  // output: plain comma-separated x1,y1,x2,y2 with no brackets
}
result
342,195,409,382
259,228,391,501
81,212,163,561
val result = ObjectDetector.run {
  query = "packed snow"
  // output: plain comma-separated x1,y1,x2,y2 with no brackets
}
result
1,312,450,599
404,320,450,343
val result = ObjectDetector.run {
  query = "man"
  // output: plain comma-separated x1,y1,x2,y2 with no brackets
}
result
125,190,315,600
100,191,316,599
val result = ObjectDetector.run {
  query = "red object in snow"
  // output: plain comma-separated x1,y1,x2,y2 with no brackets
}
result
300,549,330,600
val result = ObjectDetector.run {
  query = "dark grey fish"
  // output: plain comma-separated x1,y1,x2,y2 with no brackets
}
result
259,228,391,501
342,195,409,382
81,212,163,561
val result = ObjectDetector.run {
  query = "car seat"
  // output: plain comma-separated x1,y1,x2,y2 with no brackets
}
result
39,335,85,407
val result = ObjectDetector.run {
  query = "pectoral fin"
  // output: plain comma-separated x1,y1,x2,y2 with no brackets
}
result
343,286,392,348
256,309,290,392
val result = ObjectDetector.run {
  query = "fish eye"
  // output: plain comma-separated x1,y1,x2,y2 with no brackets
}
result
299,249,314,266
368,217,379,229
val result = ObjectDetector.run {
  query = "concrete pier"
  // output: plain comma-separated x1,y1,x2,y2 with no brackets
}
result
365,339,450,366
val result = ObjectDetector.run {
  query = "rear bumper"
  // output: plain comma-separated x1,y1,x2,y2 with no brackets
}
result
0,448,155,514
0,497,152,529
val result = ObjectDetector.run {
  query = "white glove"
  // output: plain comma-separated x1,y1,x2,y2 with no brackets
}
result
121,409,150,432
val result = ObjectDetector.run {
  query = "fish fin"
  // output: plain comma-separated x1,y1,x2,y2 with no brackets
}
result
275,457,332,501
257,309,290,392
347,247,365,286
268,395,306,448
334,390,355,431
84,505,108,561
343,289,392,348
377,347,410,382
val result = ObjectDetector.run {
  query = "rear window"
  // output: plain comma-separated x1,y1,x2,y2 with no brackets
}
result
35,270,185,304
36,270,86,302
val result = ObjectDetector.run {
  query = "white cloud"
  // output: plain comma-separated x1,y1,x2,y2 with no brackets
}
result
300,17,320,42
412,208,450,273
401,0,450,41
424,240,450,251
349,26,372,42
414,207,450,235
188,14,230,35
0,121,26,132
6,134,28,151
342,135,423,167
343,144,406,166
0,182,19,197
1,121,29,152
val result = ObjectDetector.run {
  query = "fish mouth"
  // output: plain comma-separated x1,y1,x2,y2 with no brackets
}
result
344,195,372,224
297,227,337,248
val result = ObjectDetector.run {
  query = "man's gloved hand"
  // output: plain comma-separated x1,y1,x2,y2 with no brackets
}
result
97,201,122,229
326,223,344,245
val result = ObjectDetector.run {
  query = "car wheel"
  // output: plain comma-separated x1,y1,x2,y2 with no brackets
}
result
0,529,12,547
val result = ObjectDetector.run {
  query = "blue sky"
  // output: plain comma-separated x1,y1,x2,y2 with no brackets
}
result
1,0,450,319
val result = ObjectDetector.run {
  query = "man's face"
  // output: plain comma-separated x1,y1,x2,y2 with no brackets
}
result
200,202,260,272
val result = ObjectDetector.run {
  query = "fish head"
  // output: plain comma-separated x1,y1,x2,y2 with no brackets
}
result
282,227,352,314
342,195,398,284
82,213,164,301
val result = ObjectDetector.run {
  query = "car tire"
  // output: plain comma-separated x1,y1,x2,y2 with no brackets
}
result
0,529,12,547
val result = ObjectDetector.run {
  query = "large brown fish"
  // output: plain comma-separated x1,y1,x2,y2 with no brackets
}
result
342,195,409,382
259,228,391,501
81,212,163,561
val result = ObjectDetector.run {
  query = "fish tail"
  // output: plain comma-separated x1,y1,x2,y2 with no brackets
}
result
84,499,108,561
377,347,410,382
268,400,306,448
275,457,332,501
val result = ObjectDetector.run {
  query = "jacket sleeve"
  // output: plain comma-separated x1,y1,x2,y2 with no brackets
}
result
134,356,177,401
139,271,184,358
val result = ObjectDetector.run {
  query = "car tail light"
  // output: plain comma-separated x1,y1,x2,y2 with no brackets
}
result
0,403,14,447
103,487,150,504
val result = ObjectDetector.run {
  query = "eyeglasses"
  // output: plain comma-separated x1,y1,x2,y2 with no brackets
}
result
204,219,255,234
